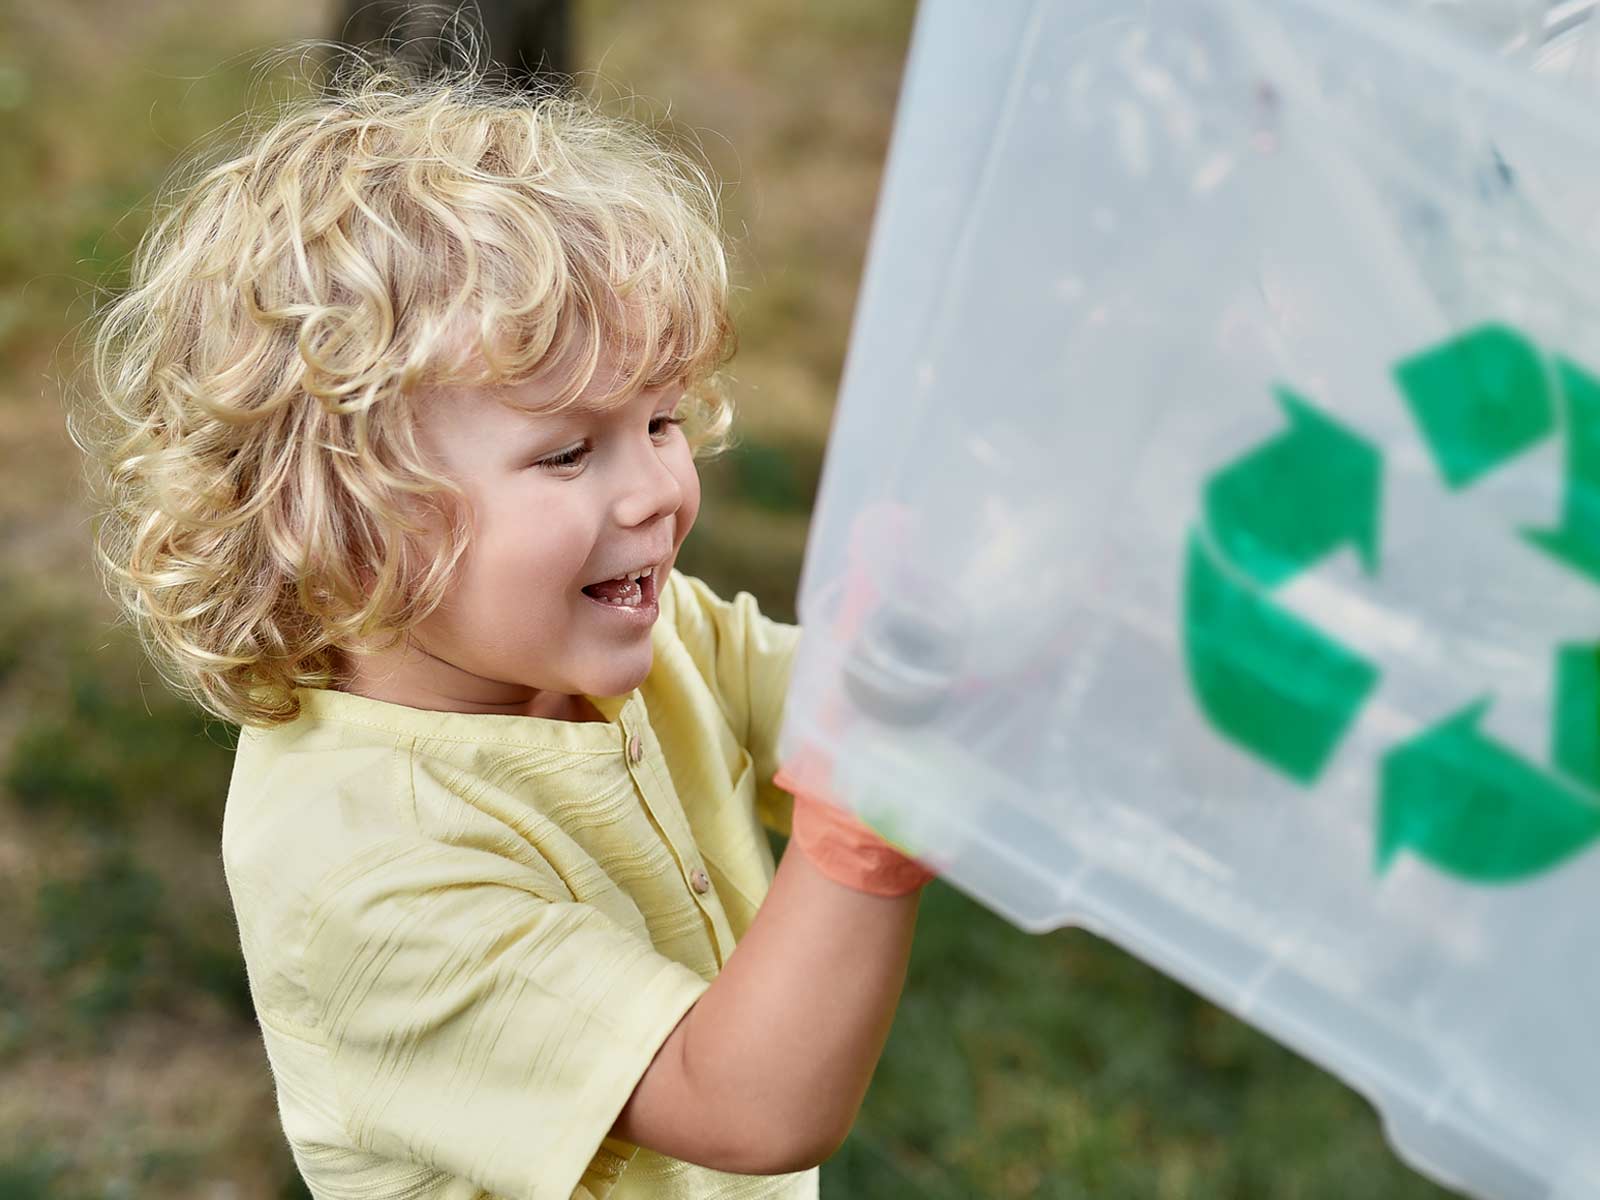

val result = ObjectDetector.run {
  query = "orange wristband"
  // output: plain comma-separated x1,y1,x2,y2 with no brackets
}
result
775,761,938,897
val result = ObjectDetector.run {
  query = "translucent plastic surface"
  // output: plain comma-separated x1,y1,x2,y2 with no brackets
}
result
776,3,1600,1196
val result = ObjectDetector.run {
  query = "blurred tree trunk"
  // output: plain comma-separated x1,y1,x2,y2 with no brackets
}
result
334,0,574,89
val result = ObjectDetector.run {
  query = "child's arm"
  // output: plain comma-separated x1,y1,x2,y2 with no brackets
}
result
625,566,937,1172
610,822,924,1174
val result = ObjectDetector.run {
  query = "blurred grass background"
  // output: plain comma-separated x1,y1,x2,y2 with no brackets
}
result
0,2,1463,1196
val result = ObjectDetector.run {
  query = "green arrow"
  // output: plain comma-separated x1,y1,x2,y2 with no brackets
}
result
1523,356,1600,584
1378,699,1600,881
1203,386,1383,587
1553,642,1600,790
1394,323,1554,490
1183,530,1379,783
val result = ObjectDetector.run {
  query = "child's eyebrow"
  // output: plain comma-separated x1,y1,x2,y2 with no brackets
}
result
512,384,680,422
500,394,660,441
515,400,631,424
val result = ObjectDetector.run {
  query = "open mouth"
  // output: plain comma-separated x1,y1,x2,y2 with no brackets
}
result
581,565,658,609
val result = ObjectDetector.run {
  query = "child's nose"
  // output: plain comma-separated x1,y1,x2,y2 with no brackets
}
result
613,442,684,526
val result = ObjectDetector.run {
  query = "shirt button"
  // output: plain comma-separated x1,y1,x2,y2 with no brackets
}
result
627,733,643,764
689,868,711,894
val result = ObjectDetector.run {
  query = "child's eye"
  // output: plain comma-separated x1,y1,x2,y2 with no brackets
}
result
536,444,589,471
534,416,683,472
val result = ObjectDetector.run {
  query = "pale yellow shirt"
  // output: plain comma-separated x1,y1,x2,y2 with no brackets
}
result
221,570,820,1199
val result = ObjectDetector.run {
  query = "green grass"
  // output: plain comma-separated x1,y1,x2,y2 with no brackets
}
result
28,837,250,1041
0,1150,79,1200
724,436,813,515
5,647,239,835
1,588,249,1051
35,848,168,1026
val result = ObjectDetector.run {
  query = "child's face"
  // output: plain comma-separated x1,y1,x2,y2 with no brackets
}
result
350,360,700,718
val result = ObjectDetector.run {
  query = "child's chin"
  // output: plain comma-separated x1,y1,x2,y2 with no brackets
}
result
584,652,654,699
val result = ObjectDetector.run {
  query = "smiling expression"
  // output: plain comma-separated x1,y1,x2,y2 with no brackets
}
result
339,364,701,719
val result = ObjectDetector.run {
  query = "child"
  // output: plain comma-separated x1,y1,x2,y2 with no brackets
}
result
74,53,939,1200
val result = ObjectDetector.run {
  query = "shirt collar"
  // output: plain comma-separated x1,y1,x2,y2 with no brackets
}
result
289,685,641,750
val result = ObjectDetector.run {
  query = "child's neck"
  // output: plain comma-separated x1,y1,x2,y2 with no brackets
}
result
334,646,613,723
563,695,611,723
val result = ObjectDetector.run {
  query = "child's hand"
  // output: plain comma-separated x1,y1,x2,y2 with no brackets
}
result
774,759,937,897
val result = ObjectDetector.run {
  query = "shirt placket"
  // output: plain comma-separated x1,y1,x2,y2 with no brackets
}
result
617,699,740,965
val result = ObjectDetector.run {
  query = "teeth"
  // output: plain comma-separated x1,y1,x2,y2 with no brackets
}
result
584,564,655,609
591,568,650,609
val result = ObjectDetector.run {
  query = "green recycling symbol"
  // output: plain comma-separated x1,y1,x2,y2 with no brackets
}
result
1183,323,1600,884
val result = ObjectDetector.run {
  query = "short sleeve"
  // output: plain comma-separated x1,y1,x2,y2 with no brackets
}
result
665,572,804,836
303,837,711,1200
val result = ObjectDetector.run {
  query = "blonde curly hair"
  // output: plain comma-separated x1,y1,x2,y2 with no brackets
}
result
72,53,737,730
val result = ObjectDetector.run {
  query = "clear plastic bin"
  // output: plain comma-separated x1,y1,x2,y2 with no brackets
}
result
776,3,1600,1196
